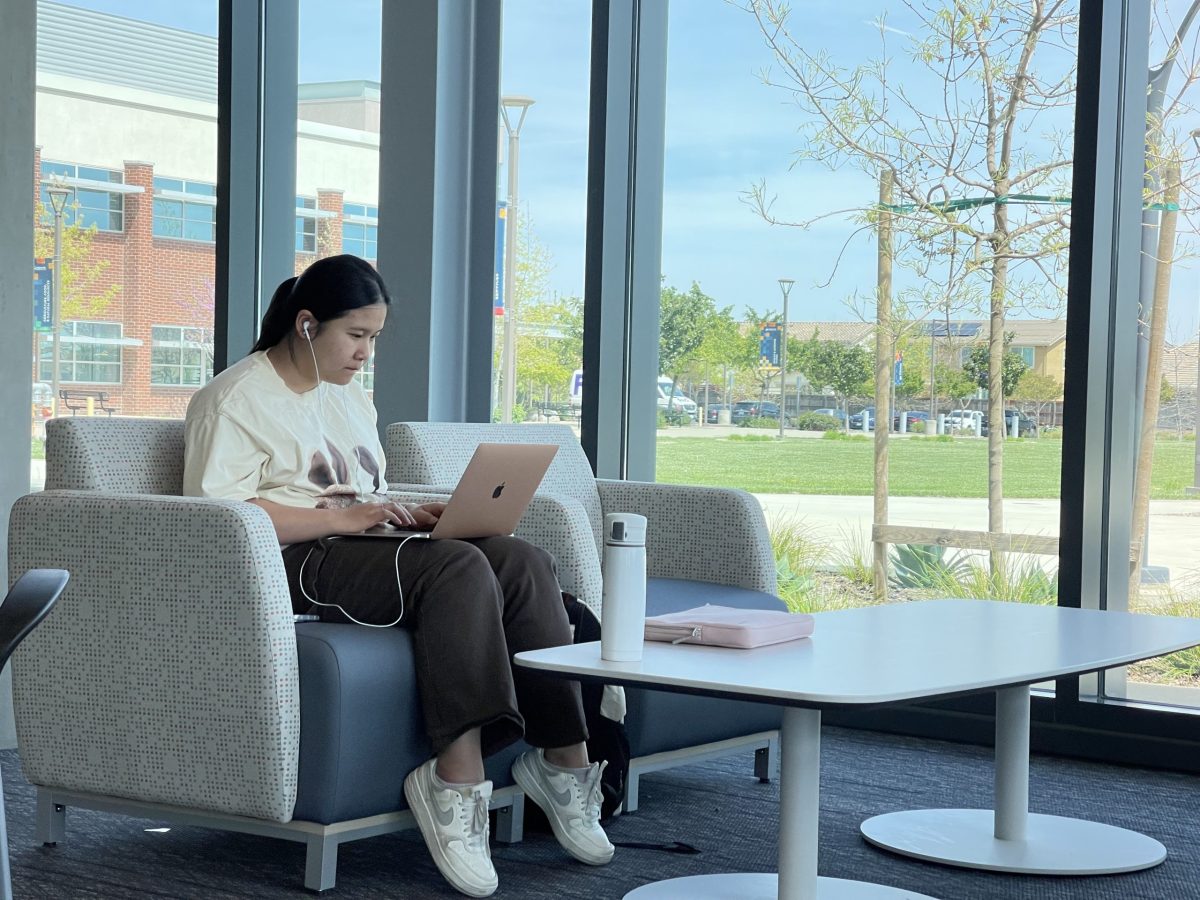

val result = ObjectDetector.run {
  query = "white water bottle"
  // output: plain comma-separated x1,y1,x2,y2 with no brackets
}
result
600,513,648,661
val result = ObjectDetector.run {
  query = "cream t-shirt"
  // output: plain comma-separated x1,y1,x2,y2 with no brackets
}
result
183,350,388,508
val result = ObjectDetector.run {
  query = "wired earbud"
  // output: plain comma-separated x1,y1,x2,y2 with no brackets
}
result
302,320,312,340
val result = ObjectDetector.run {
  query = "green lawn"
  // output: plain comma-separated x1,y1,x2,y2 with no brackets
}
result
655,435,1198,499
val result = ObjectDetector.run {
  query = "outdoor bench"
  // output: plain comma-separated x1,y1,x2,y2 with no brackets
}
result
58,389,117,416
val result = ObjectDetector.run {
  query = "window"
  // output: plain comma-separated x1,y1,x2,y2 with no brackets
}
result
40,161,124,232
38,321,124,384
353,358,375,392
296,195,317,253
151,325,211,386
153,177,216,242
1013,346,1035,368
343,202,377,260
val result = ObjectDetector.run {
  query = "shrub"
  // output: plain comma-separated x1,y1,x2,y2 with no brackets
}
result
1041,427,1064,440
728,433,774,442
909,420,926,433
822,430,869,442
794,412,841,431
739,416,780,429
889,544,971,589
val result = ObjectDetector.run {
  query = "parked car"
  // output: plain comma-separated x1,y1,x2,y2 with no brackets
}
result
848,406,875,430
892,410,930,430
981,409,1038,438
732,400,791,426
945,409,981,431
705,404,732,424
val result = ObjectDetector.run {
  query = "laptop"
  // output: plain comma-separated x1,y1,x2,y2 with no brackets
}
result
339,442,559,541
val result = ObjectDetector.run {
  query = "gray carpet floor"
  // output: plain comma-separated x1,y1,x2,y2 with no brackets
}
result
3,726,1197,899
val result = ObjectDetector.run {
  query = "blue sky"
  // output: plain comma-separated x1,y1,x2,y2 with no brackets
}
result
58,0,1200,339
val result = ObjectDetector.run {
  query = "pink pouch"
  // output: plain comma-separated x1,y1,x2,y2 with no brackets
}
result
643,604,814,649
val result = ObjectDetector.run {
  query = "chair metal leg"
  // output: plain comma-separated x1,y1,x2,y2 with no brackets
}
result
494,796,524,844
35,790,65,845
755,734,780,783
625,770,641,814
0,766,11,900
304,834,338,892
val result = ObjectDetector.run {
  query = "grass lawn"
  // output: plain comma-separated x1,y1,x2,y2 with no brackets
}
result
655,435,1198,499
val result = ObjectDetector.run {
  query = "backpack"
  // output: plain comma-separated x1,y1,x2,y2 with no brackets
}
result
559,592,631,822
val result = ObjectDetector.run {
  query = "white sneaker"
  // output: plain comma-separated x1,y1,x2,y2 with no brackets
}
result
512,749,615,866
403,758,498,897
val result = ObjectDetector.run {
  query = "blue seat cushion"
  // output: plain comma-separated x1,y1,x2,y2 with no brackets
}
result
623,578,786,758
292,623,525,825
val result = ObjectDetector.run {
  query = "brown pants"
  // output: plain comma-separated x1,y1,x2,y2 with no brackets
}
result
282,535,587,757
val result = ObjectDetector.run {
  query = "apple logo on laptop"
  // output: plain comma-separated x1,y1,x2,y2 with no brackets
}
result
492,482,506,499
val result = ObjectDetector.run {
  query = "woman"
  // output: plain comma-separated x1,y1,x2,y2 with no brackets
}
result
182,254,612,898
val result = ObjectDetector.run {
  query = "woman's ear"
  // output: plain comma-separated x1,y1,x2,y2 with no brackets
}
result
295,309,317,340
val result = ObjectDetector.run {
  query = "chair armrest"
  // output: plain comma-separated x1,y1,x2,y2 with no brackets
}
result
516,493,604,619
7,490,300,823
596,480,776,594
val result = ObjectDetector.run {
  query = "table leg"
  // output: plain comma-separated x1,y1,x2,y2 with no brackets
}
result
625,707,939,899
860,684,1167,874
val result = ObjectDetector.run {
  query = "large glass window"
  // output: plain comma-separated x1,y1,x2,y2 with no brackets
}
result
33,2,218,492
655,2,1075,623
153,177,216,242
492,1,590,426
1105,2,1200,708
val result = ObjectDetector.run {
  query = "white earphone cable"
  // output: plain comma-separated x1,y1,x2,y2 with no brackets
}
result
296,535,420,628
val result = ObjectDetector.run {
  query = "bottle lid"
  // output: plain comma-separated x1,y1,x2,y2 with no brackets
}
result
604,512,647,546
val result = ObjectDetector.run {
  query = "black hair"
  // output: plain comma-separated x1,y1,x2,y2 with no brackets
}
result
251,254,391,353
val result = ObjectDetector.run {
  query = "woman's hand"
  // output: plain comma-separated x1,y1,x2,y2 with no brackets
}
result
334,500,419,533
408,502,447,530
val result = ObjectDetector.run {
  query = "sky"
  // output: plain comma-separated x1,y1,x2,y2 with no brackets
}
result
56,0,1200,339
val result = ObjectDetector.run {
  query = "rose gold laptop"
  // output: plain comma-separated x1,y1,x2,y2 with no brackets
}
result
340,442,558,541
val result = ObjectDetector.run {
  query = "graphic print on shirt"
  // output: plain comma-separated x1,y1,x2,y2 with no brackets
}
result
308,439,382,507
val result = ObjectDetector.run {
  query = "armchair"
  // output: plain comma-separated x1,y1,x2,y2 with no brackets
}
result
6,417,528,892
385,422,784,810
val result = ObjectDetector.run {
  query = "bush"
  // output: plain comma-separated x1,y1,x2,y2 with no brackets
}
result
658,408,692,428
728,433,774,442
738,416,779,429
491,402,527,424
794,412,841,432
1041,427,1064,440
909,420,926,433
822,430,869,442
889,544,971,589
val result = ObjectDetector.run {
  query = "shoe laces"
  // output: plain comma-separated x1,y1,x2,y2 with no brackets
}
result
462,788,490,855
581,761,608,828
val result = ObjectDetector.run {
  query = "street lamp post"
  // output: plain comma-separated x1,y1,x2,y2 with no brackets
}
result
499,95,534,424
777,278,795,440
46,182,71,418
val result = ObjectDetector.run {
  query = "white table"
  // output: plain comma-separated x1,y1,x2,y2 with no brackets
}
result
515,599,1200,900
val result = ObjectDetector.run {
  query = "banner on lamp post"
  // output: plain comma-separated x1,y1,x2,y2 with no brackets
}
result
758,322,781,372
494,201,507,316
33,258,53,333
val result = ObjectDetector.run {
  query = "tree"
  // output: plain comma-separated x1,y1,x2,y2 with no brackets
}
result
742,0,1077,552
962,338,1028,398
33,200,121,322
937,365,980,411
1011,369,1063,430
659,281,721,412
795,335,872,428
517,294,583,409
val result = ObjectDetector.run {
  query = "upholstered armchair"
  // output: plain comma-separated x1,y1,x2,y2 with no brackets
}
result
385,422,784,810
6,417,526,892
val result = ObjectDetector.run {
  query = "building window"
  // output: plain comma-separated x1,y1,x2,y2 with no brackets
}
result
151,325,211,386
38,321,123,384
40,161,124,232
353,358,375,392
343,203,378,260
153,177,216,242
296,195,317,253
1013,345,1035,368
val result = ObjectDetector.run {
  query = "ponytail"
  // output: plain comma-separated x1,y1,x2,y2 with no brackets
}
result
251,277,300,353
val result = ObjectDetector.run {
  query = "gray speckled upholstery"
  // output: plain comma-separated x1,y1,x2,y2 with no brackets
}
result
383,423,778,618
